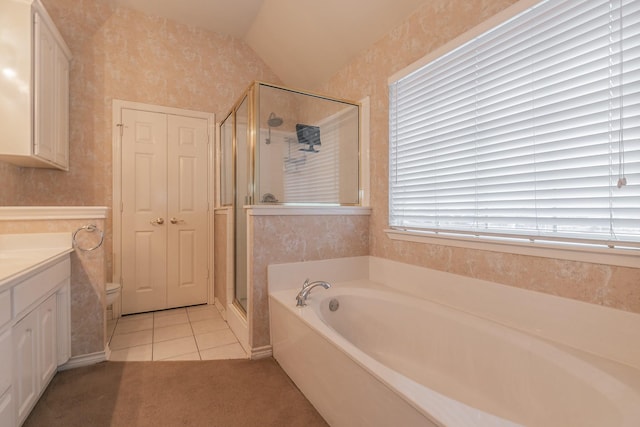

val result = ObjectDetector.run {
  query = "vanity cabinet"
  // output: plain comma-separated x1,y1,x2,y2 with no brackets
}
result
13,294,57,426
0,255,70,427
12,309,38,426
0,329,14,427
0,0,71,170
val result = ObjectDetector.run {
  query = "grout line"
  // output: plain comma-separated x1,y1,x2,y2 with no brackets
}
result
109,305,240,361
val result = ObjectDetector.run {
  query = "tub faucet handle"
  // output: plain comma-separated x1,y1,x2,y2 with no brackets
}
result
296,280,331,307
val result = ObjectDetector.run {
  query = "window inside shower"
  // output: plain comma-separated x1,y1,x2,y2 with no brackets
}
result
256,84,360,205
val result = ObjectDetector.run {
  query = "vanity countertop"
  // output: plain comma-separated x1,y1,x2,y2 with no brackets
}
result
0,233,73,291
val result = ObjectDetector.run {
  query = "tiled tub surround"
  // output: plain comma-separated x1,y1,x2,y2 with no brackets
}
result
0,207,109,365
268,257,640,427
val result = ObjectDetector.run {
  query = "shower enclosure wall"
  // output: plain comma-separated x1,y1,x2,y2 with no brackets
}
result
219,82,361,347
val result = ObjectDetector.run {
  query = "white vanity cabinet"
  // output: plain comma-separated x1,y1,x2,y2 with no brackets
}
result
0,328,14,427
0,0,71,170
0,254,71,427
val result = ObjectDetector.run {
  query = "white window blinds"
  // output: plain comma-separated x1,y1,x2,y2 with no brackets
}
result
389,0,640,246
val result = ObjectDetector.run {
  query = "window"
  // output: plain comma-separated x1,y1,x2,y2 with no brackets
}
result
389,0,639,248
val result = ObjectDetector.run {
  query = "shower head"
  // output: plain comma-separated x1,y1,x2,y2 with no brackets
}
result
265,113,283,145
267,112,283,128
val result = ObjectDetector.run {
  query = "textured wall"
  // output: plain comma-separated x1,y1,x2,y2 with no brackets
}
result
319,0,640,314
250,213,370,348
0,218,106,356
0,0,281,276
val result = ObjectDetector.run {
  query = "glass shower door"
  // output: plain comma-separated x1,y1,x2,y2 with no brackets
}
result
234,96,250,313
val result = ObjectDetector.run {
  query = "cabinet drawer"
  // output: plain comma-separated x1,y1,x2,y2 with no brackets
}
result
0,329,11,395
0,291,10,328
13,257,70,317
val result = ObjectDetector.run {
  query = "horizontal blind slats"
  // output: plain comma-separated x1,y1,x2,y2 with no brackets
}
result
389,0,640,244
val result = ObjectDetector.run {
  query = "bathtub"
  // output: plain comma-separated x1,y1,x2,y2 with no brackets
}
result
269,282,640,427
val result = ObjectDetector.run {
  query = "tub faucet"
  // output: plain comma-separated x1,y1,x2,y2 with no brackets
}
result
296,279,331,307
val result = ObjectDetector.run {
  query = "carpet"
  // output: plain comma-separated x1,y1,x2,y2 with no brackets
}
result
24,358,328,427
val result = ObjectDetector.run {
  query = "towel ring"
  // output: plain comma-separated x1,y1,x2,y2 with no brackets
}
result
73,224,104,252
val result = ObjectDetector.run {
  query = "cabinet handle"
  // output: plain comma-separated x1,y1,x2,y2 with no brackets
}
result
150,217,165,225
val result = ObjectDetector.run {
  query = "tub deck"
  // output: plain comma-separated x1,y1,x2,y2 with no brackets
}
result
269,278,640,427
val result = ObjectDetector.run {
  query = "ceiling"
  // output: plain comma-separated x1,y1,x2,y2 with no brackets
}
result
113,0,427,89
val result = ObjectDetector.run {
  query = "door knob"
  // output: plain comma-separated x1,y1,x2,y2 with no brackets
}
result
170,217,184,224
150,217,165,225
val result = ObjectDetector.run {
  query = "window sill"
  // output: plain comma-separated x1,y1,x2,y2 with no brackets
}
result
385,228,639,268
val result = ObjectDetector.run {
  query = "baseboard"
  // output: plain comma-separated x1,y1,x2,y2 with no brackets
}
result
214,297,226,320
58,348,108,371
250,345,273,359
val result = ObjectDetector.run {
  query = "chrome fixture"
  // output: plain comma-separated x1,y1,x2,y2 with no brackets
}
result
265,112,283,144
296,279,331,307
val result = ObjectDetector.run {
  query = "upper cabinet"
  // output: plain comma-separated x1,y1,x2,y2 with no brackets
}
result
0,0,72,171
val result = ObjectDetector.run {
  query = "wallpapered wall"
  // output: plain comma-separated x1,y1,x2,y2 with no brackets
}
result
1,0,638,324
0,0,281,275
319,0,640,314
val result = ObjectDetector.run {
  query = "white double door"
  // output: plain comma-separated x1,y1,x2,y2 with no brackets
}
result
120,108,210,314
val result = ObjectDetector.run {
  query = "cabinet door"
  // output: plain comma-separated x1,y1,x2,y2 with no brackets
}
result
0,329,11,396
39,295,57,387
33,11,56,164
13,310,38,425
53,43,69,169
0,391,15,427
33,11,69,170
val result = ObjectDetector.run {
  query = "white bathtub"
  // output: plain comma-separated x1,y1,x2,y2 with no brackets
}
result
269,282,640,427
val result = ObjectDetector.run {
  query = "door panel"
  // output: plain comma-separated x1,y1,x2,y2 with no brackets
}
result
120,109,209,314
166,114,209,308
38,295,57,386
121,109,168,314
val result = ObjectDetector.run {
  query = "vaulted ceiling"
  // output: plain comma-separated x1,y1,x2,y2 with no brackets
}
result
112,0,427,89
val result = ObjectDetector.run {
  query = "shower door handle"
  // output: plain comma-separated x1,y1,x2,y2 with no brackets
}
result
150,217,165,225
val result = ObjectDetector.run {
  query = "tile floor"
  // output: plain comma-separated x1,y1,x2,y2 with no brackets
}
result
107,304,247,361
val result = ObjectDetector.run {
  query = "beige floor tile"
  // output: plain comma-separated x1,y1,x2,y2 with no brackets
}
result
153,323,194,343
187,307,221,322
186,304,212,312
152,336,198,360
159,351,201,361
107,320,117,338
118,312,153,323
195,328,238,350
113,317,153,335
154,307,186,318
199,343,246,360
153,312,189,328
109,344,153,361
190,318,229,335
109,329,153,350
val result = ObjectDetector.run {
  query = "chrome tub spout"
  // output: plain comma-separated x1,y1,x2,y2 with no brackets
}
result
296,279,331,307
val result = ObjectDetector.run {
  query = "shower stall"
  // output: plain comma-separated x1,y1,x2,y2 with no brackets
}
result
219,82,360,318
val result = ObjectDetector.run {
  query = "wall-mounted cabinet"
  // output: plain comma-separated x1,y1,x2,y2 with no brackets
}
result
0,0,71,170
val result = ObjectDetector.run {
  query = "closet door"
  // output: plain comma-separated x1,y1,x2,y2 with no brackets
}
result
121,109,169,314
120,109,209,314
166,114,209,308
